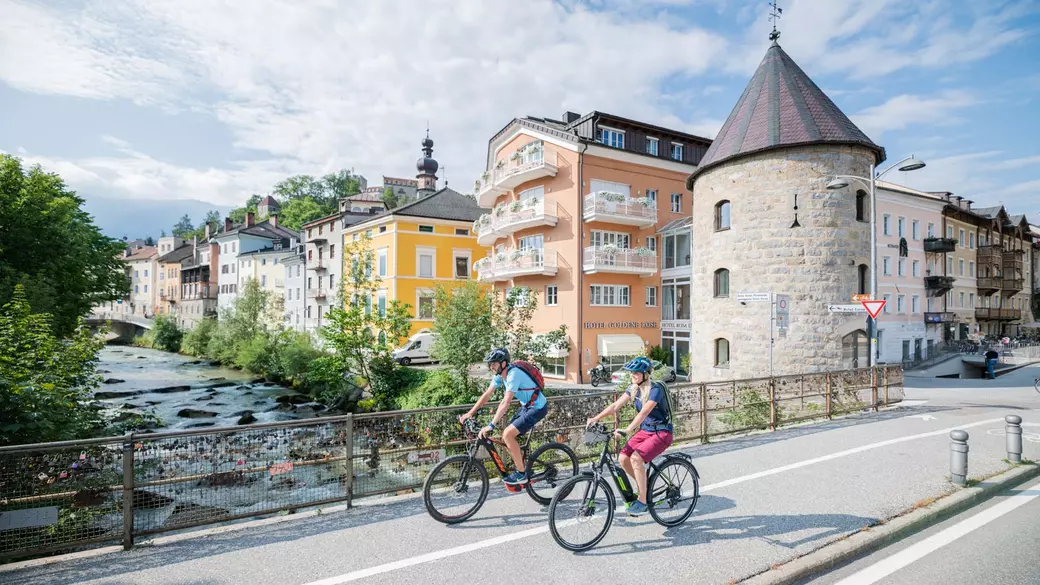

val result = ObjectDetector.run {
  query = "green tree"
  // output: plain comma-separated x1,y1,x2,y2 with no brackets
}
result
144,236,156,246
0,286,106,445
208,278,280,365
278,197,325,231
149,314,184,352
321,170,362,206
0,155,130,337
381,186,399,210
172,214,194,238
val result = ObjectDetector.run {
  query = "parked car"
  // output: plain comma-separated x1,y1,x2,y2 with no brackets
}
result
610,359,677,384
391,331,437,366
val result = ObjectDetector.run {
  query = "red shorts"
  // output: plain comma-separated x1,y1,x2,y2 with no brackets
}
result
620,430,673,462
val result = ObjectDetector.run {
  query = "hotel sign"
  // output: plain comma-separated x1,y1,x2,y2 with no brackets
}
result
661,320,691,330
584,321,658,329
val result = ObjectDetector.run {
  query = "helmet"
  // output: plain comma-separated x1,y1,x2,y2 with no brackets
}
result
484,347,510,365
623,357,653,373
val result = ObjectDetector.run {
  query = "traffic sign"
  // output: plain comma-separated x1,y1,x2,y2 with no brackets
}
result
852,294,871,302
828,304,866,313
736,292,770,303
862,300,886,319
775,294,790,328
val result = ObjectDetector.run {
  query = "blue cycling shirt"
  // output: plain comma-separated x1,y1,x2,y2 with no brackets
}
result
492,366,547,409
625,382,673,433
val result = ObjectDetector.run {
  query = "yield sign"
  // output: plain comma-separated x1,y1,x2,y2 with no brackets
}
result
862,299,886,319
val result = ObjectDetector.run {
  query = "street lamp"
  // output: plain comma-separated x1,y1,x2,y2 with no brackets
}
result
827,155,927,366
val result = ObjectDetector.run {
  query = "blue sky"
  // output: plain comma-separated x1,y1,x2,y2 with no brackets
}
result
1,0,1038,224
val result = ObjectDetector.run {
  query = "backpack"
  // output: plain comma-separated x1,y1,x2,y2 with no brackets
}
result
633,381,673,430
509,360,545,407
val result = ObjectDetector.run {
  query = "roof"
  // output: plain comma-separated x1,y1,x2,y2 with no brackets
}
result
347,191,384,203
237,246,295,257
259,195,279,207
157,244,195,264
656,217,693,234
972,206,1007,221
688,42,884,187
124,246,157,261
216,218,299,241
392,187,482,222
875,181,948,205
302,212,341,229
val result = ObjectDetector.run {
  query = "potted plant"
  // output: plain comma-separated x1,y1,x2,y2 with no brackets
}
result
494,205,506,217
510,152,522,162
481,171,490,182
597,191,625,203
474,180,482,192
633,196,653,207
601,243,619,256
510,200,523,212
635,246,654,257
511,250,524,261
526,197,541,209
495,160,505,170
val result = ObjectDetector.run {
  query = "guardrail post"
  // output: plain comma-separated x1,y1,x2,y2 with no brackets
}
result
1005,415,1023,464
825,372,832,419
871,367,879,411
345,414,354,508
883,367,890,406
950,430,969,486
699,384,708,444
768,378,777,431
121,431,135,550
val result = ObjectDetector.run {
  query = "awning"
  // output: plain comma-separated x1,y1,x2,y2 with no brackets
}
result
598,334,646,357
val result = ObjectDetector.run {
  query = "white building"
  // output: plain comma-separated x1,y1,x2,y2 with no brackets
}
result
213,213,299,312
301,213,343,333
125,246,158,318
283,246,306,332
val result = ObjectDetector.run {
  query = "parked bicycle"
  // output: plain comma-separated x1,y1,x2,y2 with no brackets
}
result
422,418,579,524
547,422,700,551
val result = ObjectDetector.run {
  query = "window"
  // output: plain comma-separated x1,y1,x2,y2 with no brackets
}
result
307,277,312,289
897,295,905,313
646,286,657,307
883,293,891,313
898,258,906,277
296,287,300,300
662,231,691,269
947,256,954,274
454,254,470,279
260,275,267,287
856,191,867,222
912,260,920,278
297,265,301,277
329,245,335,259
377,249,387,277
377,291,386,317
144,285,149,293
969,261,975,277
947,225,954,239
417,290,435,319
898,217,906,237
144,269,149,277
590,284,630,306
543,357,566,378
670,193,682,213
714,201,731,231
969,293,975,308
927,222,935,238
959,292,965,308
419,225,434,233
912,295,920,313
969,233,975,249
646,190,657,205
902,340,911,361
883,214,891,236
671,143,684,161
590,230,629,249
417,248,435,278
714,268,730,298
597,127,624,148
455,228,469,236
546,285,558,306
959,259,964,276
927,297,934,312
646,137,659,156
883,256,891,275
959,229,966,247
912,220,919,240
858,264,869,294
646,236,657,253
379,226,387,233
714,338,730,368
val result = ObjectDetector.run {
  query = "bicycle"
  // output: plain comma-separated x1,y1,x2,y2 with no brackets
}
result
422,418,579,524
547,422,700,552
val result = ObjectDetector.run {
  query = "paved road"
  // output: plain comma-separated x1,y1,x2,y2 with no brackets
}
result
5,366,1040,585
805,477,1040,585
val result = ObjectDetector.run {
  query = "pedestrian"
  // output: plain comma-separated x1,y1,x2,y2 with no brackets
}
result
985,348,999,379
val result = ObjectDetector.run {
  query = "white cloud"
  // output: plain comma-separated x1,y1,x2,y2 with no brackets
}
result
851,90,977,139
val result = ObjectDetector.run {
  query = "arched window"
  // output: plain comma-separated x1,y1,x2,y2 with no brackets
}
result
855,190,867,222
714,338,730,367
714,268,730,298
857,264,869,295
714,200,731,231
842,330,867,369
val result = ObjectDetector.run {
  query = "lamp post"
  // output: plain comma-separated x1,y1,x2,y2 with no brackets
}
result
827,155,927,366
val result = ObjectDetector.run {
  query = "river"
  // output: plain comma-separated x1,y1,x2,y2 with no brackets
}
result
94,346,319,431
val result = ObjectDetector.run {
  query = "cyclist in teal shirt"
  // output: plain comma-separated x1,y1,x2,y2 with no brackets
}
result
459,348,548,485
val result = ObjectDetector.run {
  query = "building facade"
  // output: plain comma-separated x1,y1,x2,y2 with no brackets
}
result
125,246,158,317
474,110,708,382
238,245,294,301
180,235,219,329
282,246,306,331
213,213,299,312
302,213,343,333
156,239,192,322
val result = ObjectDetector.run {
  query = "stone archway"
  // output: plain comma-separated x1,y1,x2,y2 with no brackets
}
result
842,329,868,370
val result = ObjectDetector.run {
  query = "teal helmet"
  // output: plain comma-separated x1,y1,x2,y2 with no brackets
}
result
623,356,653,373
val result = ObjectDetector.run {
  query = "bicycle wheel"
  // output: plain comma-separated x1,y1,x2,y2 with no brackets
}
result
423,454,489,524
525,442,579,506
647,459,699,527
548,475,615,552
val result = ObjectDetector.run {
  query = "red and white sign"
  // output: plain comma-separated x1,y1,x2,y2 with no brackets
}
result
862,300,886,319
269,462,294,477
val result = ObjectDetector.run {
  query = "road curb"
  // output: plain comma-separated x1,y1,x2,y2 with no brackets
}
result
739,462,1040,585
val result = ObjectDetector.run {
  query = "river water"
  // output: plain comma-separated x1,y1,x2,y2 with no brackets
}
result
95,346,316,431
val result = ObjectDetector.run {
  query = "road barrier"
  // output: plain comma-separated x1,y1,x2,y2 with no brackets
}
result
0,365,903,560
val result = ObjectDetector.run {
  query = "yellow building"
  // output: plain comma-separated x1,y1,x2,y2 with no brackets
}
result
341,187,485,336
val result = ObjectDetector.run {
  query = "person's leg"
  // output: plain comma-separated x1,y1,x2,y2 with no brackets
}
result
629,451,648,505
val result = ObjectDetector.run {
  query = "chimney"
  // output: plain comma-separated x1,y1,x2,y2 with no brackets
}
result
224,217,233,232
246,212,255,227
204,223,211,241
269,213,278,228
562,111,581,124
192,235,198,260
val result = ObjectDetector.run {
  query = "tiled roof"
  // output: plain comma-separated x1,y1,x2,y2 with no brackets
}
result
218,218,299,241
689,42,884,187
124,246,157,261
392,187,483,222
972,206,1005,219
348,191,384,202
157,244,194,264
259,195,279,206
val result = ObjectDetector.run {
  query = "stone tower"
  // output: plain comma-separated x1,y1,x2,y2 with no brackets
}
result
415,130,439,198
686,41,886,380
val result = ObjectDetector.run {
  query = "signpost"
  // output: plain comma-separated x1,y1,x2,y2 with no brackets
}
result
829,304,867,313
852,294,871,302
736,292,771,303
862,299,886,319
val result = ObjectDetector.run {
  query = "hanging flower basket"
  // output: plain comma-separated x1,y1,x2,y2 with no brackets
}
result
526,197,541,209
509,152,522,162
633,196,654,207
601,244,619,256
494,205,507,217
635,246,654,257
481,171,490,181
510,250,524,261
474,258,490,269
495,160,505,170
597,191,626,203
496,253,508,262
474,180,482,192
509,201,523,212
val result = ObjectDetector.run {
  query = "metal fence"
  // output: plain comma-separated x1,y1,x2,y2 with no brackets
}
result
0,365,903,560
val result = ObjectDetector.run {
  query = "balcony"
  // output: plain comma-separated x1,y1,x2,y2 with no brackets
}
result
475,199,559,245
583,192,657,227
308,258,327,272
475,249,558,282
308,288,329,300
975,308,1020,321
583,246,657,277
182,286,216,301
977,276,1002,294
476,147,559,207
1002,278,1024,293
977,244,1002,266
923,237,956,253
923,312,955,324
924,275,955,296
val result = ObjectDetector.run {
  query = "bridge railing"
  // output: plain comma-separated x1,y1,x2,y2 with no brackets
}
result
87,311,153,329
0,365,902,559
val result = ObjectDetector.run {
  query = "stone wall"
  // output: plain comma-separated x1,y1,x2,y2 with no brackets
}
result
689,144,876,379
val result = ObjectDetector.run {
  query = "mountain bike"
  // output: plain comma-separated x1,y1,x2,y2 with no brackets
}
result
547,423,700,552
422,418,579,524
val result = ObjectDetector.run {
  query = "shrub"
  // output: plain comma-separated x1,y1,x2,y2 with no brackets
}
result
150,315,183,353
647,344,670,363
235,333,276,376
182,318,216,356
276,330,320,385
397,369,480,410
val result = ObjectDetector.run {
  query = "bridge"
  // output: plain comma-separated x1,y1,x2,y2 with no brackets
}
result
84,311,153,342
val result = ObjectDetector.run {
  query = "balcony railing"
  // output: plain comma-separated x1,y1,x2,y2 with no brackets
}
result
924,275,955,296
977,276,1002,293
308,288,329,300
476,147,558,207
923,237,956,253
583,246,657,277
181,286,217,301
977,244,1002,265
1002,278,1024,293
583,192,657,227
975,308,1020,321
475,199,559,245
475,249,558,282
923,312,955,324
309,258,327,271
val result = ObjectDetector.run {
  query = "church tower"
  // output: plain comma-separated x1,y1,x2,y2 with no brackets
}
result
416,130,439,198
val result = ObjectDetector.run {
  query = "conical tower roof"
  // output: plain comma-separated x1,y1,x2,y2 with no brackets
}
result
688,42,885,188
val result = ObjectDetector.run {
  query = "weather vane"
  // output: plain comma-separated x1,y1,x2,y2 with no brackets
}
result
768,1,782,41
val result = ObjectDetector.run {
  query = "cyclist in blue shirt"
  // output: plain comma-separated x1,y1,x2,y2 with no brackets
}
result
459,348,548,486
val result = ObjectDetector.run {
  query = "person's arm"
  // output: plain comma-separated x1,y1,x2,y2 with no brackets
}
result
587,391,631,427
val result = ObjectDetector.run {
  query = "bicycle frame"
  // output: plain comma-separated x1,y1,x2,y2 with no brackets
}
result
583,434,659,505
467,431,533,479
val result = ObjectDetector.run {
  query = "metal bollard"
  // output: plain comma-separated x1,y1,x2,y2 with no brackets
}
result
1005,415,1023,463
950,430,969,486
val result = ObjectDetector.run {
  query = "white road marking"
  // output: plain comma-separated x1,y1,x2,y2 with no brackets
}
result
831,478,1040,585
895,400,929,408
301,415,1008,584
906,414,936,421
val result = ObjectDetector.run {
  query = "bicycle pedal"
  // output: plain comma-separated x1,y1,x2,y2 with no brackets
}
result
504,483,524,493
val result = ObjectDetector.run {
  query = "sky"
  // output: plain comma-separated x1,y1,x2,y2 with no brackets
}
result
1,0,1039,225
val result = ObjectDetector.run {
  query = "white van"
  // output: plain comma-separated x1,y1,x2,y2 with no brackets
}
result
392,331,437,365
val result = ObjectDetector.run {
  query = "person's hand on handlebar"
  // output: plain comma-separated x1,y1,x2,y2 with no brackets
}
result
613,428,628,440
586,417,598,429
478,424,494,440
459,412,473,424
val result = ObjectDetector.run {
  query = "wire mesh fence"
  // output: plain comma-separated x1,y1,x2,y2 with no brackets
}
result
0,365,902,559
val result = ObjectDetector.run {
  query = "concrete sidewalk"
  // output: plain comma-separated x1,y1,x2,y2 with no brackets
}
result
4,398,1038,585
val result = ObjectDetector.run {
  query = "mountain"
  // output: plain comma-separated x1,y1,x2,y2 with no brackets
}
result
81,194,233,241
